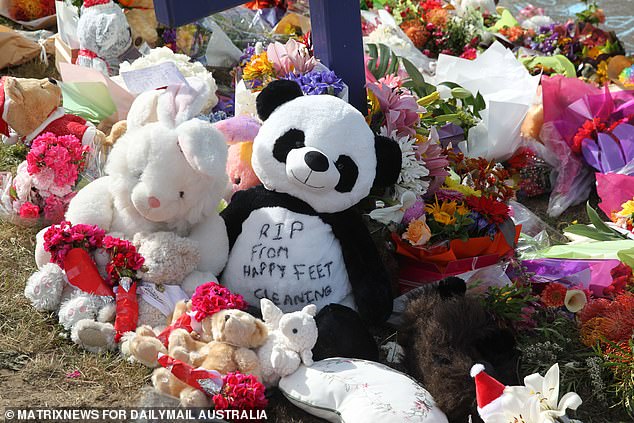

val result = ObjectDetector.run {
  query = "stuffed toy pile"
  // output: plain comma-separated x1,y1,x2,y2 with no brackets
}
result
26,77,229,353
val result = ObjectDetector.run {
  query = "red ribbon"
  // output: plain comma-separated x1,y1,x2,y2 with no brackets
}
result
63,248,114,297
114,281,139,342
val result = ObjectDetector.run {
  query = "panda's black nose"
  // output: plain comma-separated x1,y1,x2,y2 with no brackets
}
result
304,151,329,172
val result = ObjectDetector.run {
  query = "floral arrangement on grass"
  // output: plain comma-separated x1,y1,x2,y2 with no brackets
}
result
42,221,145,339
1,132,90,224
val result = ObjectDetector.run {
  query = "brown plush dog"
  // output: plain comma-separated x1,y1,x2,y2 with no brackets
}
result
0,76,106,148
401,278,519,423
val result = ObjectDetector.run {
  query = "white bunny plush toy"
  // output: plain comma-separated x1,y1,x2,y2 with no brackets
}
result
28,78,229,353
257,298,318,387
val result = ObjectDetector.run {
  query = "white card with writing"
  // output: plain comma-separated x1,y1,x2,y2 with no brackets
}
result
121,62,189,94
138,283,189,317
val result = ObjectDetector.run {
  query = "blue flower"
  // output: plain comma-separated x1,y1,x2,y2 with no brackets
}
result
284,70,345,96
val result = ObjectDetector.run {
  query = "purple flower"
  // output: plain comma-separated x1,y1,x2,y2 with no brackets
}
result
433,189,465,202
239,45,256,67
162,28,177,45
402,200,425,226
284,70,345,96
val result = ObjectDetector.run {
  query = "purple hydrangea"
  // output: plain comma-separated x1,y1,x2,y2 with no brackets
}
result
284,70,344,96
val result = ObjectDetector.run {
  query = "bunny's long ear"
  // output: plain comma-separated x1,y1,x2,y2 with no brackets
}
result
177,120,228,178
126,90,161,131
157,77,210,127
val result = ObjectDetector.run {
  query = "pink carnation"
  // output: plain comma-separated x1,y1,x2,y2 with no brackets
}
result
191,282,248,321
43,195,68,223
19,202,40,219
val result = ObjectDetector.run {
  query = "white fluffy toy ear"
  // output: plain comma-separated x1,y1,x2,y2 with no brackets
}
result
260,298,283,328
126,90,162,131
177,120,228,178
301,304,317,317
156,78,210,127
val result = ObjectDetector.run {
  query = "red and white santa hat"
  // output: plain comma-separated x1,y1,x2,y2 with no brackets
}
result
471,364,507,419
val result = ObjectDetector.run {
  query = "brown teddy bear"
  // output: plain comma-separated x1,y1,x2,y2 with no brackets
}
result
0,76,107,149
150,308,268,407
120,0,159,47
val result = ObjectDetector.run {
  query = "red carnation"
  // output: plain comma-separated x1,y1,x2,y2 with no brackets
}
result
213,371,268,413
191,282,248,321
465,195,510,224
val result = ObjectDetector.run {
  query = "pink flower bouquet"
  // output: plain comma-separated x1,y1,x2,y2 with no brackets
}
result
0,132,90,225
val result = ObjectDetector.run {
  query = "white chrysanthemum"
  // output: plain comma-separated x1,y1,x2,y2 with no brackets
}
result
119,47,218,113
365,24,408,50
380,127,430,199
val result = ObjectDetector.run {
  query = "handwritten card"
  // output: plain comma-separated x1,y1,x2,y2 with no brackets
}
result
121,62,189,94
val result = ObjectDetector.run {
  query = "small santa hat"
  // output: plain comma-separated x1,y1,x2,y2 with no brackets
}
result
471,364,506,418
83,0,112,7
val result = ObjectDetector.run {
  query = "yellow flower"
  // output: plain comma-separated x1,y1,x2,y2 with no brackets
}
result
434,212,456,225
426,200,457,225
366,89,381,125
456,204,470,216
403,216,432,246
243,52,276,86
443,177,482,197
618,199,634,217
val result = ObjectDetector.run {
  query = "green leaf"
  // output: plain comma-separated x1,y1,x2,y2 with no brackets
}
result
563,224,619,241
586,201,626,237
401,57,435,96
617,247,634,269
376,44,392,78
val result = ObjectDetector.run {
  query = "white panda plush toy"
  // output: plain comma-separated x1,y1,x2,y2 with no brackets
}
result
220,80,402,359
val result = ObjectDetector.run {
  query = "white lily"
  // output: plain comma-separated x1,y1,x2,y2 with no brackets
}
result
483,364,582,423
368,190,416,225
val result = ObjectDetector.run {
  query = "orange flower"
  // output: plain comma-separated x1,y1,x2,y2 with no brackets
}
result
403,217,432,246
540,282,567,308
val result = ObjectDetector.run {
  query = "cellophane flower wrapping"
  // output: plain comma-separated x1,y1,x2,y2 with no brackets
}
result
433,42,540,161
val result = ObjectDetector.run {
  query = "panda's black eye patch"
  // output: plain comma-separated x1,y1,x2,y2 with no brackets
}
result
273,129,305,163
334,155,358,193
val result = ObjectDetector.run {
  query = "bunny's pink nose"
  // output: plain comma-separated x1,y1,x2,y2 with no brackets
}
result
148,196,161,208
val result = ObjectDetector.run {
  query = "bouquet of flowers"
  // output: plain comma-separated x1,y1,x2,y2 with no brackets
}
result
234,38,347,116
0,132,90,225
363,0,485,60
43,221,145,340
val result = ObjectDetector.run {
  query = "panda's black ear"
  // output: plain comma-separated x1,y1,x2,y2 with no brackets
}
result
372,135,402,189
256,80,304,121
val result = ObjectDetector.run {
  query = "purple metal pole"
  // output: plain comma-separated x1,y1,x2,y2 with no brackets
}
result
310,0,367,114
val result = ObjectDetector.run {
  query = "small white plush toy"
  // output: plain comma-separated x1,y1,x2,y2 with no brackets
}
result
257,298,318,386
30,78,229,353
76,0,133,76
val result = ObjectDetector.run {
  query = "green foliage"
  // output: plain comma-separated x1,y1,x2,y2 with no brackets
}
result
366,44,400,81
481,282,535,321
597,339,634,417
564,202,629,241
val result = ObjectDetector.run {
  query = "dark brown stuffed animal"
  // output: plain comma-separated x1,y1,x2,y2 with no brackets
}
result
401,278,519,423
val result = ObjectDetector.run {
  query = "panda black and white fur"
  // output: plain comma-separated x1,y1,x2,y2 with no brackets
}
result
220,80,401,359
